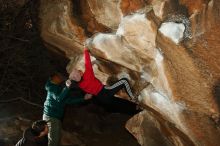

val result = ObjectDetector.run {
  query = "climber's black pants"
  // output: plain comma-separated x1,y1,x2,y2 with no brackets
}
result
94,78,138,114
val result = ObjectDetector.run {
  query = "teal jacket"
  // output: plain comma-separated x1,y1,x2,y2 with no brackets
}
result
43,80,85,119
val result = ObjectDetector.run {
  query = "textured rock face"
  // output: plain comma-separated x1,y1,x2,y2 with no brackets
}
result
39,0,220,146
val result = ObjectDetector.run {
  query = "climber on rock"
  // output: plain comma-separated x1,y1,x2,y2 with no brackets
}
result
15,120,48,146
42,72,92,146
69,42,140,114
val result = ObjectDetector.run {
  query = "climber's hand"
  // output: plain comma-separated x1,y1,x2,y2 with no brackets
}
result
65,79,72,88
84,93,93,100
85,38,93,51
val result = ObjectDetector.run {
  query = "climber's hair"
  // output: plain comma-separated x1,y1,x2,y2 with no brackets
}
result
31,120,47,136
50,72,64,85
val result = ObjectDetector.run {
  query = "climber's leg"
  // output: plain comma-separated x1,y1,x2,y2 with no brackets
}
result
103,78,136,101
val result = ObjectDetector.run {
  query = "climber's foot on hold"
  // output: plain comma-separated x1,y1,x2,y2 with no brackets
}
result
130,95,139,103
136,105,143,112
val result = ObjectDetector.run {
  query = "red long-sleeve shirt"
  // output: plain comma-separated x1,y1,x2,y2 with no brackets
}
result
78,48,103,95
